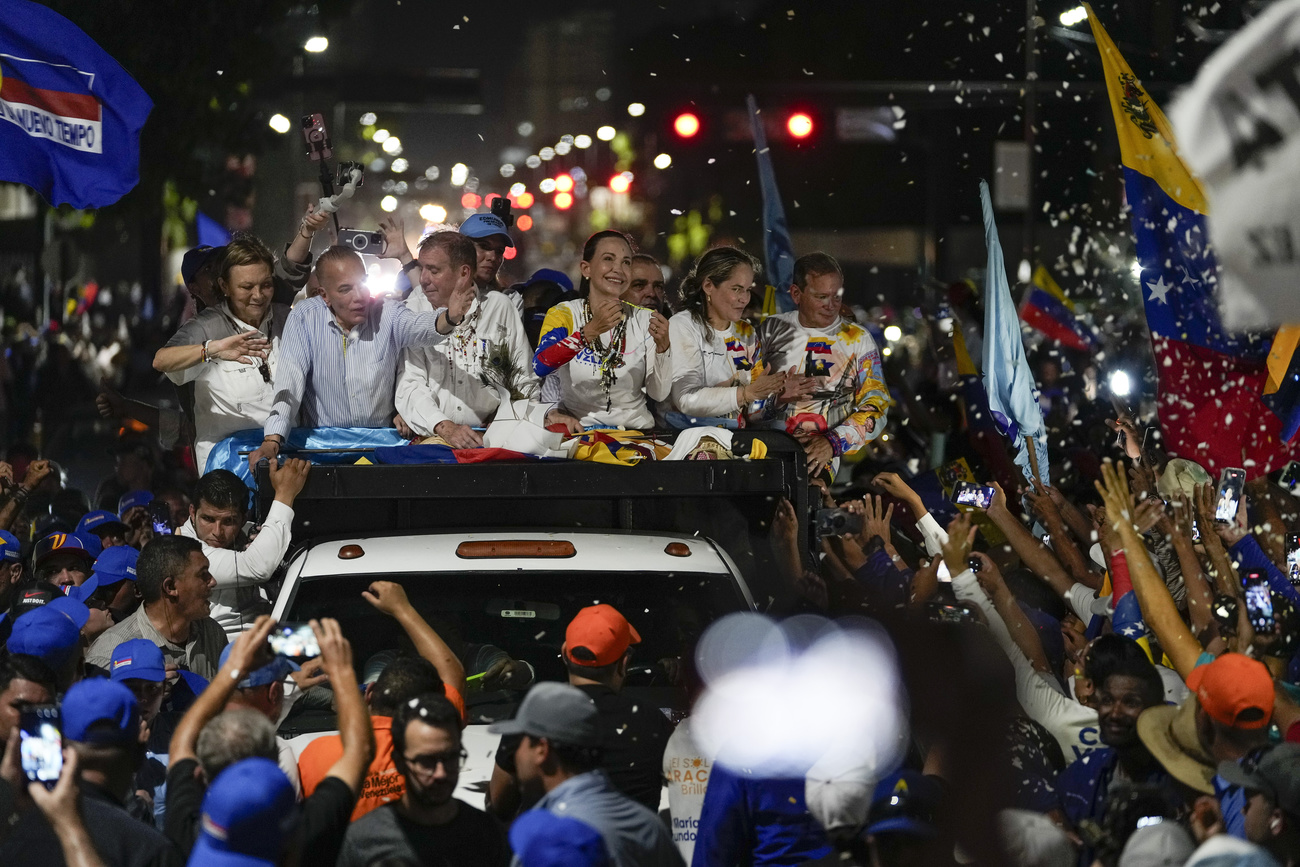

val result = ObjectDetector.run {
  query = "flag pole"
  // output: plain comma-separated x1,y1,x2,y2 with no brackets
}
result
1023,434,1043,486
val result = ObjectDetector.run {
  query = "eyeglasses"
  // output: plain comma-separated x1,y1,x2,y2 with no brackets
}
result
402,749,467,773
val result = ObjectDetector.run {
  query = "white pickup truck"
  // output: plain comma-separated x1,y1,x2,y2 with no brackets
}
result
255,432,809,807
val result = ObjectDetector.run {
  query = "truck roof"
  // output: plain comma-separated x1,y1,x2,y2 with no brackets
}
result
294,529,733,578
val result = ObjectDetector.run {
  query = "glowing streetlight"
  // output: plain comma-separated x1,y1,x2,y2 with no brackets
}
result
380,195,398,212
419,204,447,223
627,103,646,117
268,114,291,133
653,153,672,170
596,125,616,141
304,36,329,53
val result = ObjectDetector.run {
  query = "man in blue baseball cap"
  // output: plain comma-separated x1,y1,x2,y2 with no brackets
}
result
0,678,178,866
182,244,224,312
74,544,141,626
190,757,297,866
217,642,302,794
459,212,515,295
6,605,83,688
109,637,173,828
30,532,95,589
77,509,131,550
0,529,23,612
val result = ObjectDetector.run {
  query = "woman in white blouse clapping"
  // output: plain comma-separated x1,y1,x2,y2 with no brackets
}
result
153,236,288,473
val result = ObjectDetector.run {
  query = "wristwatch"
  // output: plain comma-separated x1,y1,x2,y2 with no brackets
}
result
401,259,419,274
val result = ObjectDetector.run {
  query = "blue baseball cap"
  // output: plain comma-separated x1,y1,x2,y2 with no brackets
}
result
118,490,153,514
109,638,166,684
62,679,139,745
192,758,297,866
0,530,20,563
75,530,102,559
46,595,89,631
88,545,139,589
31,532,95,570
77,510,129,538
182,245,225,287
7,605,82,671
509,811,610,867
218,644,299,689
522,268,574,292
459,213,515,246
863,770,941,839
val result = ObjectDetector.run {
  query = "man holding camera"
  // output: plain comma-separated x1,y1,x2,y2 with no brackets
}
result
247,246,475,468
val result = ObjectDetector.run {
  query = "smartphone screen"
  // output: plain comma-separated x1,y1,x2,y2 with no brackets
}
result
952,481,995,510
1214,468,1246,523
1288,534,1300,588
1281,461,1300,493
1242,572,1275,633
19,705,62,788
1191,519,1202,543
268,623,320,659
936,560,952,583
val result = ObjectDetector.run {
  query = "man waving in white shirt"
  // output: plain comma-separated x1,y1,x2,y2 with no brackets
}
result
396,231,578,448
180,459,309,636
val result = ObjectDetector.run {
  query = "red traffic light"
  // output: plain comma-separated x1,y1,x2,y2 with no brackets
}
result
787,112,814,139
673,112,700,138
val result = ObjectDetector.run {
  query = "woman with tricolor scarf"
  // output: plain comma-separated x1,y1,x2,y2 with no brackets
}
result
533,231,672,430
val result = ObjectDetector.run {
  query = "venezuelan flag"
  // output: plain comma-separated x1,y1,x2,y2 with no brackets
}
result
1087,4,1300,476
1264,326,1300,442
1019,266,1094,353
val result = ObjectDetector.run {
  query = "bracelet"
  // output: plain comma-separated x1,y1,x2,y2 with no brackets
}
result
401,259,419,273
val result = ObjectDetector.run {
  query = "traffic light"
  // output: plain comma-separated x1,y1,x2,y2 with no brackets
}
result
608,172,632,194
673,112,700,138
786,112,814,139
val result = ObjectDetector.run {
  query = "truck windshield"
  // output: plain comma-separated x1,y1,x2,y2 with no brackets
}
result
279,569,747,729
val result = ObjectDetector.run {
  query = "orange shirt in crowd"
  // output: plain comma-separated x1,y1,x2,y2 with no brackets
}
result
297,683,465,821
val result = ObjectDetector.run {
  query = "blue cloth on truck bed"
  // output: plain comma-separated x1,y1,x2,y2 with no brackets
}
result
206,427,408,486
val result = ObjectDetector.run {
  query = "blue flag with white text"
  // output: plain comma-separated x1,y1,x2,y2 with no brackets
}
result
979,180,1049,486
746,95,795,314
0,0,152,208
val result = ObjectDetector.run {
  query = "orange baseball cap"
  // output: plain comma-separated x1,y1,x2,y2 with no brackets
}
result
564,604,641,667
1186,653,1274,730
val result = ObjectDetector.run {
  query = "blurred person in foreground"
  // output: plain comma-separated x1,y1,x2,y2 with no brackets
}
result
0,679,180,867
337,692,509,866
490,681,682,866
1188,744,1300,867
163,616,370,863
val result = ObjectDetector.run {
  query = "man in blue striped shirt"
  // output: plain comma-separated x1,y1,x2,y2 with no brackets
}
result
248,247,474,468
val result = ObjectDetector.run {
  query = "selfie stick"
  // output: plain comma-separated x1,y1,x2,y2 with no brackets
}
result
315,166,362,234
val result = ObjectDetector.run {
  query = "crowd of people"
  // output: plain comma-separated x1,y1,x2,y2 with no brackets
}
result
0,196,1293,867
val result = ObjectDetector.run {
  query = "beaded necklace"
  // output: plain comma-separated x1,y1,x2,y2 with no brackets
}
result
447,297,483,368
582,298,628,411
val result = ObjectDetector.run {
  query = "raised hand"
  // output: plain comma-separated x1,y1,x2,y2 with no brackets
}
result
583,297,624,340
648,310,671,354
210,331,269,365
942,512,978,577
377,214,410,261
362,580,413,618
860,494,895,547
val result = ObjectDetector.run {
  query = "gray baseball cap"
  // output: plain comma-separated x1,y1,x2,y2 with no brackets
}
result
488,682,600,748
1218,744,1300,816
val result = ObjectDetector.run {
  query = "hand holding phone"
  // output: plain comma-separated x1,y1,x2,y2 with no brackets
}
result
1242,571,1275,633
1214,468,1246,523
19,705,62,789
952,481,995,510
269,622,320,660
